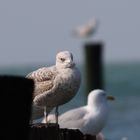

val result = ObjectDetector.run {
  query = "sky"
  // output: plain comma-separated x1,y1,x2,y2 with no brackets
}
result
0,0,140,67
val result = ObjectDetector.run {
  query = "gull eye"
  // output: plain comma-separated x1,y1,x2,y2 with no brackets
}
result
60,58,65,62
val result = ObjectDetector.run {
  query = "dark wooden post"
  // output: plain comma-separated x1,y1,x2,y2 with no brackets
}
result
29,123,96,140
0,75,33,140
84,42,104,95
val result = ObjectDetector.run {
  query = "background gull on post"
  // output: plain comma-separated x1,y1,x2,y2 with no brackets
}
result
46,89,114,136
72,17,99,38
26,51,81,124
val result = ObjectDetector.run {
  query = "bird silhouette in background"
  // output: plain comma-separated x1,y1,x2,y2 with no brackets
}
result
26,51,81,124
72,17,99,38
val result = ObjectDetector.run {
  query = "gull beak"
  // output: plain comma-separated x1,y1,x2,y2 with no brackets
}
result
107,96,115,101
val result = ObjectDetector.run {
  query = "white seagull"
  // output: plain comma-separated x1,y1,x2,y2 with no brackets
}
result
46,89,114,135
26,51,81,124
73,17,99,38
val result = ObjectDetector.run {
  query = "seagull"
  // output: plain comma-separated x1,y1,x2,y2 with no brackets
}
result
73,17,98,38
46,89,114,135
26,51,81,124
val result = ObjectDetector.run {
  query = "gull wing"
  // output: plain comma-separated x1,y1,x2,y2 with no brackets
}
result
26,66,57,97
26,67,56,82
58,106,87,129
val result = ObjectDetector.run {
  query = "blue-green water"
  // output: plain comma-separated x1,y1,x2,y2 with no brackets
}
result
0,63,140,140
104,63,140,140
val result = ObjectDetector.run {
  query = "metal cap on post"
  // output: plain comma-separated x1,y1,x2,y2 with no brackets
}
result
84,42,104,95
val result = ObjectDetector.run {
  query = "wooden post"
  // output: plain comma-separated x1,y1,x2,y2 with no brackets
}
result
84,42,104,95
0,75,33,140
29,123,59,140
29,123,96,140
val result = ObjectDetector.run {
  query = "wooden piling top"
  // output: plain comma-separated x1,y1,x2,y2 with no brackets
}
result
29,123,96,140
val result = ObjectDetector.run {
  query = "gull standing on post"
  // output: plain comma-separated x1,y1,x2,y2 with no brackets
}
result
47,89,114,135
73,17,98,38
26,51,81,124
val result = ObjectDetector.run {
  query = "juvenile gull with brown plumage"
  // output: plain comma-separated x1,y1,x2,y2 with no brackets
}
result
26,51,81,123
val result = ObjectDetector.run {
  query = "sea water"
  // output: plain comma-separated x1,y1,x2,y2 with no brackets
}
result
0,62,140,140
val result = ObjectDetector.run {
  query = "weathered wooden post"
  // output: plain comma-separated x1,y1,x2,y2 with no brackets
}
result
0,75,33,140
84,41,104,94
29,123,96,140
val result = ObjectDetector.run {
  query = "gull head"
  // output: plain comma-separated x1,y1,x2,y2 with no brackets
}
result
87,89,107,107
56,51,75,69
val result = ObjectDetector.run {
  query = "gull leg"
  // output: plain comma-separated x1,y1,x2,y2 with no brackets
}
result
55,106,59,124
45,107,48,124
45,113,48,124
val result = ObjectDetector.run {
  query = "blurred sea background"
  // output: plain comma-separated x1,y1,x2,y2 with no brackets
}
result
0,62,140,140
